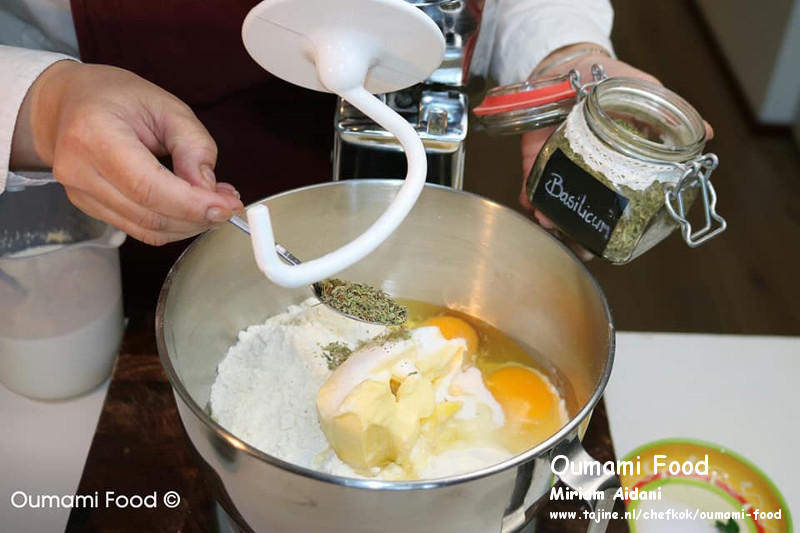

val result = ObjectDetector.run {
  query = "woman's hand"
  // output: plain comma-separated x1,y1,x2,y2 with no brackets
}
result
11,60,243,246
519,47,662,261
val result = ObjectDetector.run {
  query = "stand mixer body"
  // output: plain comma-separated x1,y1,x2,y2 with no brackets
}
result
332,0,482,188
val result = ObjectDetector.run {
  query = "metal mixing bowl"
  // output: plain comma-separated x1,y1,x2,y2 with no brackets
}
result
157,181,618,533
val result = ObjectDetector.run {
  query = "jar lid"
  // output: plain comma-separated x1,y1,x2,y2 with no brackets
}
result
473,73,578,135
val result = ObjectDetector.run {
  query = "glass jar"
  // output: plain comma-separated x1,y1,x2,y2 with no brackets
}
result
520,76,726,264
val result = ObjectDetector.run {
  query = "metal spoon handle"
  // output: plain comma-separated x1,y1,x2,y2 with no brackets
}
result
229,215,300,266
227,215,403,326
228,214,250,234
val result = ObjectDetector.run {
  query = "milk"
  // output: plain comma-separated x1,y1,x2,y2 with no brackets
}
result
0,299,123,400
0,243,124,401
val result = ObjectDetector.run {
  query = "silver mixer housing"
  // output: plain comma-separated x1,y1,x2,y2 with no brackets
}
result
332,0,480,188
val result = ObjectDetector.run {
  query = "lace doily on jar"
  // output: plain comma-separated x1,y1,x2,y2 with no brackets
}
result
563,101,681,191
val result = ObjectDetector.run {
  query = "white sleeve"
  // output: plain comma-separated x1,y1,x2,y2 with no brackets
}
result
473,0,615,86
0,45,76,195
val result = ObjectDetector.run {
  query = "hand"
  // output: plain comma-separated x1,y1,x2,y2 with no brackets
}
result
519,47,665,261
11,61,243,246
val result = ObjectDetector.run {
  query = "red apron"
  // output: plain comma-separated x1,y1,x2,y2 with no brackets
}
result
69,0,335,199
69,0,336,307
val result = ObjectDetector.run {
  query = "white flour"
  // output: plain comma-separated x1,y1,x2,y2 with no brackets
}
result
209,299,386,468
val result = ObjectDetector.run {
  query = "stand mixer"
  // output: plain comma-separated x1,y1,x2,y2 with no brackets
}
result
332,0,480,188
154,6,622,533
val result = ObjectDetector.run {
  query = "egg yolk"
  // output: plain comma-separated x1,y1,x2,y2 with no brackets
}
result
420,316,478,354
485,365,554,421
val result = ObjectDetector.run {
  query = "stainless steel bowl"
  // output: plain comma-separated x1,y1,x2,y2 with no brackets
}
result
157,181,618,533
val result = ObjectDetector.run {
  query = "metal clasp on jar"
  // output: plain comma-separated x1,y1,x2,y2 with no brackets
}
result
570,64,607,102
665,154,727,247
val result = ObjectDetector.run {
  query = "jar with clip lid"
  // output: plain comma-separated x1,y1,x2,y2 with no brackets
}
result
474,66,727,264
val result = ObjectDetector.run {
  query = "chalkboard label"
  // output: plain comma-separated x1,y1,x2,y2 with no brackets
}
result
531,148,629,255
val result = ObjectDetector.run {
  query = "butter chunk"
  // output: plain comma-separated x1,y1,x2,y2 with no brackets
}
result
317,327,467,476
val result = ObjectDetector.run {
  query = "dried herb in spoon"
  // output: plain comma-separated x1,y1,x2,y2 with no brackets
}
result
317,278,407,325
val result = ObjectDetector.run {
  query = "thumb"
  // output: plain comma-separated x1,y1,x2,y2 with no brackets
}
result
704,120,714,141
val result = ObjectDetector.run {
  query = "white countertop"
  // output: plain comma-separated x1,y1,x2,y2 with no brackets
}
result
1,332,797,532
0,379,108,532
605,332,799,522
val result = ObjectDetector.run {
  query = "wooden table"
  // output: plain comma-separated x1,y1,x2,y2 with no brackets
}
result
65,310,629,532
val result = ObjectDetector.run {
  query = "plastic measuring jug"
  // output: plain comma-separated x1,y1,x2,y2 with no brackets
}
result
0,183,126,400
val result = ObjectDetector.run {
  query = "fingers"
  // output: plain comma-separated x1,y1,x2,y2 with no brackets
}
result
160,110,219,191
67,165,219,235
38,63,244,247
535,211,594,262
704,120,714,141
567,242,595,262
520,129,555,213
216,182,241,201
93,125,243,223
65,188,198,246
152,102,246,207
533,211,556,230
520,129,553,214
519,188,534,212
519,187,596,262
521,128,553,178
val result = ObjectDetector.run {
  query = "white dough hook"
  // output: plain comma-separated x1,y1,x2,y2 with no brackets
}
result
241,0,445,288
